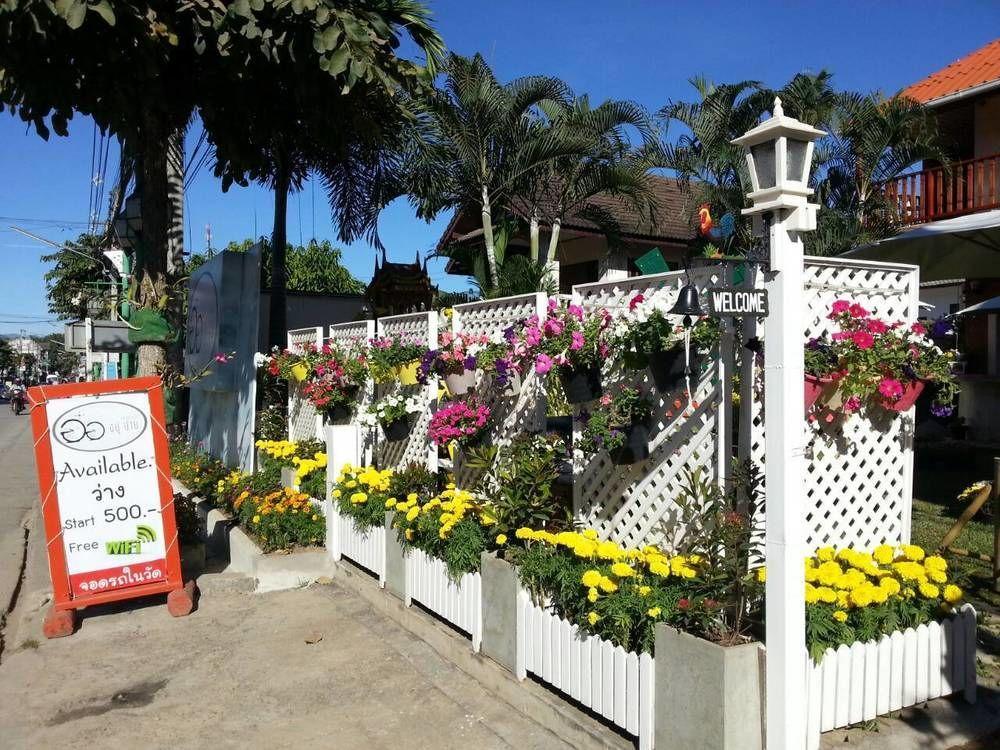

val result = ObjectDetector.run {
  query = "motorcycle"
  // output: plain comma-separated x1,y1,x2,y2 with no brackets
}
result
9,389,25,415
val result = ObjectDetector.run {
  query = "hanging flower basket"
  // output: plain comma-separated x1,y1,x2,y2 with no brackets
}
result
649,348,701,393
804,373,841,410
559,365,602,404
382,416,413,442
396,360,421,386
608,421,650,465
289,363,310,383
881,379,926,412
324,402,352,424
444,368,477,397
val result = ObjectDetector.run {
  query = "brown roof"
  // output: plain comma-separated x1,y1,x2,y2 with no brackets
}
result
436,174,695,252
903,38,1000,105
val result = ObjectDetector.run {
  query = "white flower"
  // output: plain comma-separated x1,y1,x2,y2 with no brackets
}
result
253,352,270,368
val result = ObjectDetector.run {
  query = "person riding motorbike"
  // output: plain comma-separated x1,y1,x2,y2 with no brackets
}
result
9,384,26,415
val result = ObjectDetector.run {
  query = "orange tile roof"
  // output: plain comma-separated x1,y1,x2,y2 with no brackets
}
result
903,38,1000,104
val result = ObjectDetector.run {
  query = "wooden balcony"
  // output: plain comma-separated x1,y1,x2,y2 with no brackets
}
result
881,152,1000,226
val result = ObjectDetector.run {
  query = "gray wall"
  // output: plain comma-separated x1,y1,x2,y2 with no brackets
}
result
258,291,367,351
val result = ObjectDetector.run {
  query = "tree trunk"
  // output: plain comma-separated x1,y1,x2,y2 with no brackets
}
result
529,213,540,263
269,159,291,350
165,128,185,275
480,184,499,290
546,217,561,262
135,115,170,376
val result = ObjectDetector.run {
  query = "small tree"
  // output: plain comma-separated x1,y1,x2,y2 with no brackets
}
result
41,234,119,320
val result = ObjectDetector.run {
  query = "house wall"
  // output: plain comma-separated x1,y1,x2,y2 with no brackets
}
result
919,283,961,320
554,230,689,293
973,91,1000,159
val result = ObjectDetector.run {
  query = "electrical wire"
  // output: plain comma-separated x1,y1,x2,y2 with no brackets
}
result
87,123,97,232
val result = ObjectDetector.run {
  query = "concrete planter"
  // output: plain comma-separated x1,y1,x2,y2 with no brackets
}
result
480,552,519,673
654,626,764,750
383,511,406,600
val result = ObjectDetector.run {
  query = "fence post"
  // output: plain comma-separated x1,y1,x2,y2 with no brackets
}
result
993,457,999,593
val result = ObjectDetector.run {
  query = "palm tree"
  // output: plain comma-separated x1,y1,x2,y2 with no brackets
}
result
524,95,660,266
407,53,584,289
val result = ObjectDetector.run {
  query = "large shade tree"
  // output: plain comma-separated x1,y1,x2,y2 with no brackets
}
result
0,0,443,368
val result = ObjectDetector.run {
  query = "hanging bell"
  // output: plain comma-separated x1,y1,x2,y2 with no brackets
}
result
669,283,704,326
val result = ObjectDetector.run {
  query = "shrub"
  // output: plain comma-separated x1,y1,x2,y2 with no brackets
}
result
232,486,325,552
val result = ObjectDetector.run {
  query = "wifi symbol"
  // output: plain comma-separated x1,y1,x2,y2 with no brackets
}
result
135,525,157,543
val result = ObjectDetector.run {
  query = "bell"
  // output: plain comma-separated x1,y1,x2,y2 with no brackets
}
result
668,283,704,326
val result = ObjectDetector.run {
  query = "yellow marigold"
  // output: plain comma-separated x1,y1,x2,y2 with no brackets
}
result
647,607,662,618
924,555,948,572
573,539,597,558
927,569,947,584
849,584,875,608
902,544,925,562
332,489,342,498
405,529,414,541
638,585,651,596
312,514,319,521
587,611,600,626
943,584,963,604
581,570,603,588
816,586,837,604
610,562,635,578
805,584,820,604
598,576,618,594
252,515,261,524
587,587,599,603
880,577,901,596
918,582,940,599
405,507,420,522
495,534,507,545
582,529,598,541
515,527,533,540
832,610,848,623
596,540,622,560
816,547,836,562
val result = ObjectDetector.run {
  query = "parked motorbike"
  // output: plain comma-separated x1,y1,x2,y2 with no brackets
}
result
9,389,25,415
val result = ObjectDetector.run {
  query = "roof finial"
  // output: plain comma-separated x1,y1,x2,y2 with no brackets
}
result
773,96,784,117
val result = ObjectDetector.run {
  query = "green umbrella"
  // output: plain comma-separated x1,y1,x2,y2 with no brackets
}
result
845,209,1000,282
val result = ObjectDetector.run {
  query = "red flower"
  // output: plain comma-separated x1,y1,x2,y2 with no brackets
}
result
830,300,851,315
851,331,874,350
677,598,690,611
911,322,927,335
848,303,869,319
866,319,888,335
629,293,645,311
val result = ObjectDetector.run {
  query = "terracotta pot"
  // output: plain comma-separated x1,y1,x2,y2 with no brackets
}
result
649,348,701,393
445,368,477,396
882,379,926,412
608,422,650,465
804,373,837,410
558,365,602,404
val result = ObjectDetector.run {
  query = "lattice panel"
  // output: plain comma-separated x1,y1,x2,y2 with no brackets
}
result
329,320,376,463
450,294,548,490
740,257,919,552
287,326,324,442
374,312,438,472
571,269,732,549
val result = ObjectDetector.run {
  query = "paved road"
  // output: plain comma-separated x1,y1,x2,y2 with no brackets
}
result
0,401,38,632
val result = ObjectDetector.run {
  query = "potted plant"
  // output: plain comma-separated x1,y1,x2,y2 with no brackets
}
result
418,331,499,396
578,386,654,464
266,345,316,383
359,393,422,441
803,336,842,410
515,298,610,403
428,397,491,453
301,344,367,424
825,300,959,417
366,334,426,384
611,293,720,392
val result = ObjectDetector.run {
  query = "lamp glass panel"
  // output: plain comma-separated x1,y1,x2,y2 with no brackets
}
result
750,142,776,189
786,139,809,183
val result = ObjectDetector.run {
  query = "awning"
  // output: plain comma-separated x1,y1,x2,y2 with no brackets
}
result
845,209,1000,282
952,293,1000,316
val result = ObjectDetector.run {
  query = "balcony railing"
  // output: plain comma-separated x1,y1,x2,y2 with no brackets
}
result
881,152,1000,226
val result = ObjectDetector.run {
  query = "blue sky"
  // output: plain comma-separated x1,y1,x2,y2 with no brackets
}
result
2,1,998,335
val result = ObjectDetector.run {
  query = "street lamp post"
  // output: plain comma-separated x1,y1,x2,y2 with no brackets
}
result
732,97,825,750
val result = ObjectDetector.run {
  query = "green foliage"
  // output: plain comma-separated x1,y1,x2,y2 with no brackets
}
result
210,239,365,295
331,465,393,532
578,387,653,456
389,463,439,500
0,340,16,378
470,434,571,540
40,234,118,319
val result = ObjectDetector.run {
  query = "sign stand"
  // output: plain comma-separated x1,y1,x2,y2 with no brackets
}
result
27,376,196,638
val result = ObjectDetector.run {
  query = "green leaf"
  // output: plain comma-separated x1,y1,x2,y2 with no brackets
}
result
326,47,349,77
89,1,115,25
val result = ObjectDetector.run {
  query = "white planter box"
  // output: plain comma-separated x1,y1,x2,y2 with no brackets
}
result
805,604,977,749
329,506,385,584
516,593,655,750
405,547,483,652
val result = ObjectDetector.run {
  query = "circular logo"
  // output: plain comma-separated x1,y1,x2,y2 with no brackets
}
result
53,401,148,452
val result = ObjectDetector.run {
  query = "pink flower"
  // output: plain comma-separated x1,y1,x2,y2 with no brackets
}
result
214,353,229,364
628,294,645,311
570,331,585,350
851,331,874,350
866,319,888,335
843,395,862,413
568,304,584,321
543,318,565,336
535,353,553,374
547,297,558,312
830,300,851,315
831,332,851,342
910,323,927,335
878,377,904,401
848,303,869,319
524,326,542,347
599,394,612,406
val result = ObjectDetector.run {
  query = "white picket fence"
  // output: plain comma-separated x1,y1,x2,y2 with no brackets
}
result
805,604,977,749
516,592,656,750
329,506,385,584
405,547,483,652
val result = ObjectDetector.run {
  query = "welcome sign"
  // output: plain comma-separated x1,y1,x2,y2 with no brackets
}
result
28,377,183,615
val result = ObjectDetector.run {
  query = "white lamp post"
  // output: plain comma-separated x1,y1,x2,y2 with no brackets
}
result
732,97,824,750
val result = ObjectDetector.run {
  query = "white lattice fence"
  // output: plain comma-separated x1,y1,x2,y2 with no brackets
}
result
449,293,549,489
327,320,376,463
375,312,438,472
287,326,324,442
740,257,920,552
571,268,733,549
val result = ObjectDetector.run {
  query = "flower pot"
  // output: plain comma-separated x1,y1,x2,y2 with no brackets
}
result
324,402,352,424
558,365,602,404
804,373,838,410
445,368,477,397
382,417,412,442
649,348,700,393
290,363,309,383
397,360,420,386
882,379,926,412
608,422,650,465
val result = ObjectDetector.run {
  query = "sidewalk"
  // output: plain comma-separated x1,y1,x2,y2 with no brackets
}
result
0,575,569,750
